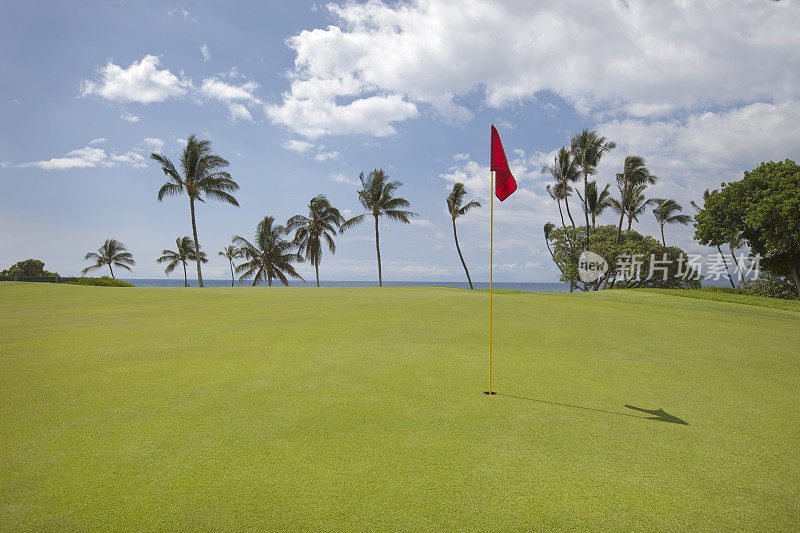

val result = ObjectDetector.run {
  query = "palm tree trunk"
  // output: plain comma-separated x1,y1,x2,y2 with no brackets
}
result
452,219,473,289
729,243,742,286
229,259,235,287
315,263,320,288
564,195,576,227
627,214,633,232
183,261,188,287
189,196,204,288
557,200,566,227
716,245,735,288
108,263,115,279
583,169,590,248
616,177,628,243
660,224,666,247
374,214,382,287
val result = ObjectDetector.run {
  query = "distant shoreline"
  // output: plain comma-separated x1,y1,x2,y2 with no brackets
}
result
120,279,573,292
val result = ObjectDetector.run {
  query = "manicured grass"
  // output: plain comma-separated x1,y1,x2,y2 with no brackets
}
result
1,282,798,530
638,287,800,313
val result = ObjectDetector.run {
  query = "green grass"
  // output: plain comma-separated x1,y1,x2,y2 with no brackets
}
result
638,287,800,313
1,283,798,530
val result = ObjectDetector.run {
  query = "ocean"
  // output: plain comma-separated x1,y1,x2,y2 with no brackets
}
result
122,279,572,292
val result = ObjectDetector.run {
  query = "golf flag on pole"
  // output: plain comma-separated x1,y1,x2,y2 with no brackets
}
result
486,125,516,396
491,125,517,201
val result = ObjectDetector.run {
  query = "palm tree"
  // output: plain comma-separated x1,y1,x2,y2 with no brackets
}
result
219,245,242,287
615,156,658,242
651,199,692,246
233,216,303,287
623,184,657,231
151,134,239,288
542,147,580,227
543,222,571,291
546,183,570,228
339,169,417,286
286,195,345,287
446,183,481,289
582,181,613,227
82,238,135,279
570,130,616,247
158,236,208,287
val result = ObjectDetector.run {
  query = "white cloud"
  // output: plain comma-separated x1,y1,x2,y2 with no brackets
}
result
268,0,800,137
20,146,107,170
199,77,262,121
138,137,164,151
121,114,140,123
81,55,191,104
331,172,358,185
453,153,469,161
283,139,315,153
168,7,195,21
19,137,165,171
105,151,147,168
314,150,340,161
200,44,211,62
410,218,434,228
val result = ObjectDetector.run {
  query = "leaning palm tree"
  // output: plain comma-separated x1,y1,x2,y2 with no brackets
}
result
651,199,692,246
82,238,135,279
233,216,303,287
581,181,614,227
542,147,580,227
339,169,417,286
446,183,481,289
570,130,616,247
546,182,571,228
286,195,345,287
218,245,242,287
615,156,658,242
151,134,239,288
158,236,208,287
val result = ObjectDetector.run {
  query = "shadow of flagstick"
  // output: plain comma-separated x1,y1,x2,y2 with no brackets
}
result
624,405,689,425
495,393,688,425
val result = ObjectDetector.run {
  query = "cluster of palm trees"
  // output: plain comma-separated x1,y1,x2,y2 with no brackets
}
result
543,129,692,248
83,135,482,287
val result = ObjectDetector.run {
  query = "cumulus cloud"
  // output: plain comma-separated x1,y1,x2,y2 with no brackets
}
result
283,139,315,153
199,77,262,121
121,114,139,123
19,137,164,170
200,44,210,62
19,145,107,170
81,55,192,104
268,0,800,138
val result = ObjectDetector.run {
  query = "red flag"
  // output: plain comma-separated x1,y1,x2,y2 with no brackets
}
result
490,125,517,201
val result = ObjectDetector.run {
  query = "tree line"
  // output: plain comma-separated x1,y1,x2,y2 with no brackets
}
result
81,134,482,288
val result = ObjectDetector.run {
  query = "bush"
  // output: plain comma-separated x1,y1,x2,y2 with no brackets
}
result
740,274,798,300
64,277,134,287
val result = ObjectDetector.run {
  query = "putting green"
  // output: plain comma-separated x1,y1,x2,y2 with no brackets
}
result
1,283,798,530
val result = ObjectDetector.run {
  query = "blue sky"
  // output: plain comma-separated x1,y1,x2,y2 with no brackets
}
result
1,1,799,281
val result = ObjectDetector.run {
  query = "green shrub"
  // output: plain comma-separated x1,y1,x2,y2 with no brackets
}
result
740,273,798,300
64,277,134,287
